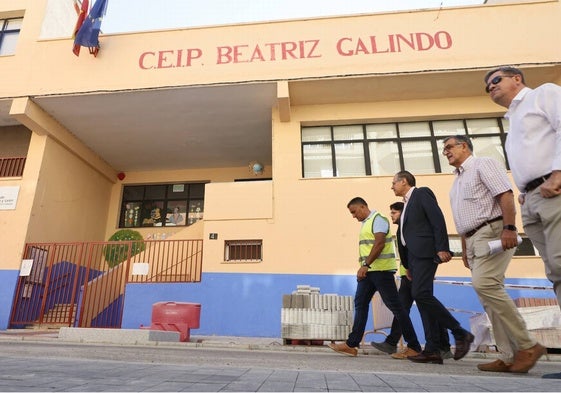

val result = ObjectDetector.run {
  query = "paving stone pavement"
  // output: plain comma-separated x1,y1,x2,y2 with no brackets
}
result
0,330,560,392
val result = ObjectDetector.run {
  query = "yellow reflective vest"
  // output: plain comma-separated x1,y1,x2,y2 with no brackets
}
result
359,212,397,271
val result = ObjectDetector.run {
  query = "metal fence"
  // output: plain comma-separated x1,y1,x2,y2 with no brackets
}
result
9,239,203,329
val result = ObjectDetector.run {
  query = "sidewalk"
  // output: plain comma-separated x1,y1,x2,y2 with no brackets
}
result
0,328,560,392
1,327,561,360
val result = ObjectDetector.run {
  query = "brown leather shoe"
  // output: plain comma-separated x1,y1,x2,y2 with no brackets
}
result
328,342,358,357
477,359,512,372
510,343,547,373
408,351,443,364
454,332,475,360
391,347,420,359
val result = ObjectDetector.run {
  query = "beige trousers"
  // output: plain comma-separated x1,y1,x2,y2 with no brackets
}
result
522,189,561,307
465,220,536,362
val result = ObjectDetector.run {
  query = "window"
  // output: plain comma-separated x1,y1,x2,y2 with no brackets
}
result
301,117,509,178
120,183,206,228
224,240,263,262
0,18,23,56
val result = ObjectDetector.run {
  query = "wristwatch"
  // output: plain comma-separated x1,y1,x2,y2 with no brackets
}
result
361,262,369,268
503,225,517,231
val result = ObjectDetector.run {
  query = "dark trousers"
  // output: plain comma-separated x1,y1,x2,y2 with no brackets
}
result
347,270,421,351
408,255,466,353
385,276,450,351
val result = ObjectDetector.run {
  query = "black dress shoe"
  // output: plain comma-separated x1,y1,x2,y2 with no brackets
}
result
454,332,475,360
408,351,443,365
542,372,561,379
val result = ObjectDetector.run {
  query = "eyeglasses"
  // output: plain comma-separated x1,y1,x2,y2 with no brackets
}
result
485,75,514,93
442,143,463,154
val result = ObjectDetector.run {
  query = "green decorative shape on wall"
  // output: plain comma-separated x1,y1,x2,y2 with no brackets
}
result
103,229,145,268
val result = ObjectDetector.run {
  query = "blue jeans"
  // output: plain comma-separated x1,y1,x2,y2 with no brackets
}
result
347,270,421,351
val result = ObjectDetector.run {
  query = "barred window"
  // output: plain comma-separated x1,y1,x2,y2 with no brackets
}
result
120,183,206,228
224,240,263,262
0,18,23,56
301,117,509,178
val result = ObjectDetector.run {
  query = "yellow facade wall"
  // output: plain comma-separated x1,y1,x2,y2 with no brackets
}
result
104,165,272,241
25,136,112,243
1,1,559,96
1,0,558,284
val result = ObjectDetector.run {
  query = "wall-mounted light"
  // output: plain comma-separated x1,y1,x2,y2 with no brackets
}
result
248,161,264,175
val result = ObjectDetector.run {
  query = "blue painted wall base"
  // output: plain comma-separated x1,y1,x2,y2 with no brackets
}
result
0,270,20,330
121,272,554,342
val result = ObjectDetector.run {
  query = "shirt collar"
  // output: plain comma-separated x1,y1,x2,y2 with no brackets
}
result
362,209,376,223
403,187,415,203
506,87,531,116
454,154,474,175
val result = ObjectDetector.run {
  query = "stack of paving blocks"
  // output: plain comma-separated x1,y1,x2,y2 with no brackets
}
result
281,285,354,342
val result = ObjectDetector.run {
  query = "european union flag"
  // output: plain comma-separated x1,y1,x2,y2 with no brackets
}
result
73,0,109,57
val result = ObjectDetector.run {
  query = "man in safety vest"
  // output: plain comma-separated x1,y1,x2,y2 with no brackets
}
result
328,197,422,358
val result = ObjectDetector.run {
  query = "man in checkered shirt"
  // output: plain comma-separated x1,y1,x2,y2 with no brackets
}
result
443,134,545,374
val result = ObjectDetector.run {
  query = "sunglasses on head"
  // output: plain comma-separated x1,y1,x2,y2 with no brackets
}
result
485,75,514,93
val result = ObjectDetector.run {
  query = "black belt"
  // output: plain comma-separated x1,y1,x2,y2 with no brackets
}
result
525,173,552,193
464,216,503,238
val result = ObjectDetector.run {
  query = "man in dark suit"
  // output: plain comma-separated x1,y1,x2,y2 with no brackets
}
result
391,170,474,364
371,202,452,360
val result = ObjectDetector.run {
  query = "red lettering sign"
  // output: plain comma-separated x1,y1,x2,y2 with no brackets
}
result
138,32,451,69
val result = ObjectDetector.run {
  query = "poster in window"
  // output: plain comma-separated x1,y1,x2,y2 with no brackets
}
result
187,200,204,225
166,201,187,226
141,201,165,226
124,202,141,227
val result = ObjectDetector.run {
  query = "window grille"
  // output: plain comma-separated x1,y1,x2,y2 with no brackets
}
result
224,240,263,262
0,156,26,177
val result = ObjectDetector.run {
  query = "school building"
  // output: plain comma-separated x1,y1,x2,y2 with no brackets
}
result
0,0,559,340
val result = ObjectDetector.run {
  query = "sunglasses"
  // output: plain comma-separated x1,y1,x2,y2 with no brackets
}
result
485,75,514,93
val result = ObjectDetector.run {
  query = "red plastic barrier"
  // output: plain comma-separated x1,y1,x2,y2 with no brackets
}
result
150,302,201,341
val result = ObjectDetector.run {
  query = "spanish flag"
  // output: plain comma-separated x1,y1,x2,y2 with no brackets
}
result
72,0,89,56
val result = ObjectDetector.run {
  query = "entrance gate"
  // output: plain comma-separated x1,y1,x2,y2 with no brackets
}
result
9,239,203,329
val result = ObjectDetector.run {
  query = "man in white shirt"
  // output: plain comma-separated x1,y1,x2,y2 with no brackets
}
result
485,66,561,379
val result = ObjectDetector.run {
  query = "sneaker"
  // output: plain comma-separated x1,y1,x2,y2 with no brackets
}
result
391,347,420,359
328,342,358,357
440,349,453,360
371,341,397,354
477,359,512,372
